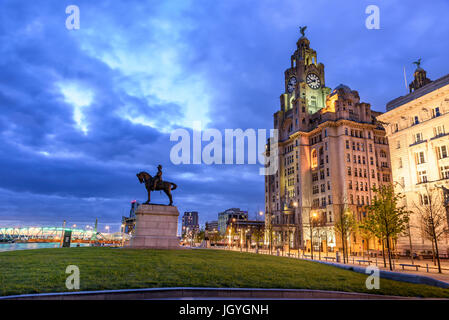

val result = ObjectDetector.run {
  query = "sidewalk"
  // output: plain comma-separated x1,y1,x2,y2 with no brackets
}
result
212,246,449,285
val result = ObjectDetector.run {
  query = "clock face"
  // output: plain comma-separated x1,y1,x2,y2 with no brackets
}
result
306,73,321,90
287,76,297,93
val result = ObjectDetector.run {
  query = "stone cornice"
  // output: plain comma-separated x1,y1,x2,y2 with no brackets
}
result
278,119,379,146
379,82,449,123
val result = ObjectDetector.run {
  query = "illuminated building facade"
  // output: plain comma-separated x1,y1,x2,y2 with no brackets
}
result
218,208,248,235
378,67,449,254
182,211,199,237
265,32,391,255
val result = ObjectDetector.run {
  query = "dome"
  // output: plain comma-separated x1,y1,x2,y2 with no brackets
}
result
334,84,351,92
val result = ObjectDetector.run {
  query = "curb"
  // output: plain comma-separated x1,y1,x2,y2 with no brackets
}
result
314,260,449,289
0,287,417,300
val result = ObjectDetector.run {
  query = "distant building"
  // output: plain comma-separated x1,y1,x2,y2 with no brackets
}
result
218,208,248,235
226,218,265,248
121,200,140,234
182,211,199,236
205,221,218,232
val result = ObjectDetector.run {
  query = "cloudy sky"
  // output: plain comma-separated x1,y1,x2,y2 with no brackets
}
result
1,0,448,231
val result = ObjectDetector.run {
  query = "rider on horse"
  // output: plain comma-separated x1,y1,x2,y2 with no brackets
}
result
152,165,163,191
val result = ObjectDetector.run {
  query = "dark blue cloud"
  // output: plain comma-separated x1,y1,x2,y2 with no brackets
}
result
0,0,448,230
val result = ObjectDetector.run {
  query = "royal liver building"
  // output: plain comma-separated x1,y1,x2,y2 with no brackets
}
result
264,30,392,256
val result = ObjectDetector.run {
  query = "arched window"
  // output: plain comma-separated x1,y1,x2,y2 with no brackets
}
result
311,149,318,169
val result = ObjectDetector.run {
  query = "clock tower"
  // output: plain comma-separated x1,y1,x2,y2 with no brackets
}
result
278,28,331,134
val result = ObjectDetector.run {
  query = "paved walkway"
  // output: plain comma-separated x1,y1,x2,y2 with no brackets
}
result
211,246,449,285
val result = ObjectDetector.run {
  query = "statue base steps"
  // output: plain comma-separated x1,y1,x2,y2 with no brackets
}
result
126,204,181,249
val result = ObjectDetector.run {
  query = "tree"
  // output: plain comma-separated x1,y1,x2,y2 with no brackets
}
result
413,186,448,273
251,227,264,249
334,207,356,264
195,228,205,244
362,184,409,271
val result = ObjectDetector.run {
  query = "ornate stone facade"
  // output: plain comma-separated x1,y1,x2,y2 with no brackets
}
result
265,34,391,256
378,69,449,255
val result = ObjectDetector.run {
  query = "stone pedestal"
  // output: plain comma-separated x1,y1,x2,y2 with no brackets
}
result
128,204,180,249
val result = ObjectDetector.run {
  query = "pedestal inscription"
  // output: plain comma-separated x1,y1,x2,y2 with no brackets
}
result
128,204,180,249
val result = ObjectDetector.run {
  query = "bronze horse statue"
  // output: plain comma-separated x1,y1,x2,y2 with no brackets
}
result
136,171,177,206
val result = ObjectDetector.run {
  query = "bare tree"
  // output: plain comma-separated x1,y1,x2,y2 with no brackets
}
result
334,205,356,264
413,186,448,273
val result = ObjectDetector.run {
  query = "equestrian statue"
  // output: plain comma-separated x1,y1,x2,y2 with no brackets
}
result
136,165,177,206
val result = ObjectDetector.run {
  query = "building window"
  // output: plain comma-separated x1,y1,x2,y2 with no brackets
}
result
398,158,403,169
415,151,426,164
311,149,318,169
383,174,390,182
413,116,419,125
437,146,448,159
347,154,351,162
346,140,350,149
415,132,423,143
440,165,449,179
313,185,319,194
347,167,352,176
321,197,326,207
420,194,429,205
434,125,446,137
349,181,353,190
432,107,441,118
369,144,373,152
418,170,428,183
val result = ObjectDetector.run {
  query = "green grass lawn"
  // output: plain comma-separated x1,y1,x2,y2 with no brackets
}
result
1,247,448,298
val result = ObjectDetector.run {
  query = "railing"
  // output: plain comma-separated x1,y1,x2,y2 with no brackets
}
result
210,245,449,274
